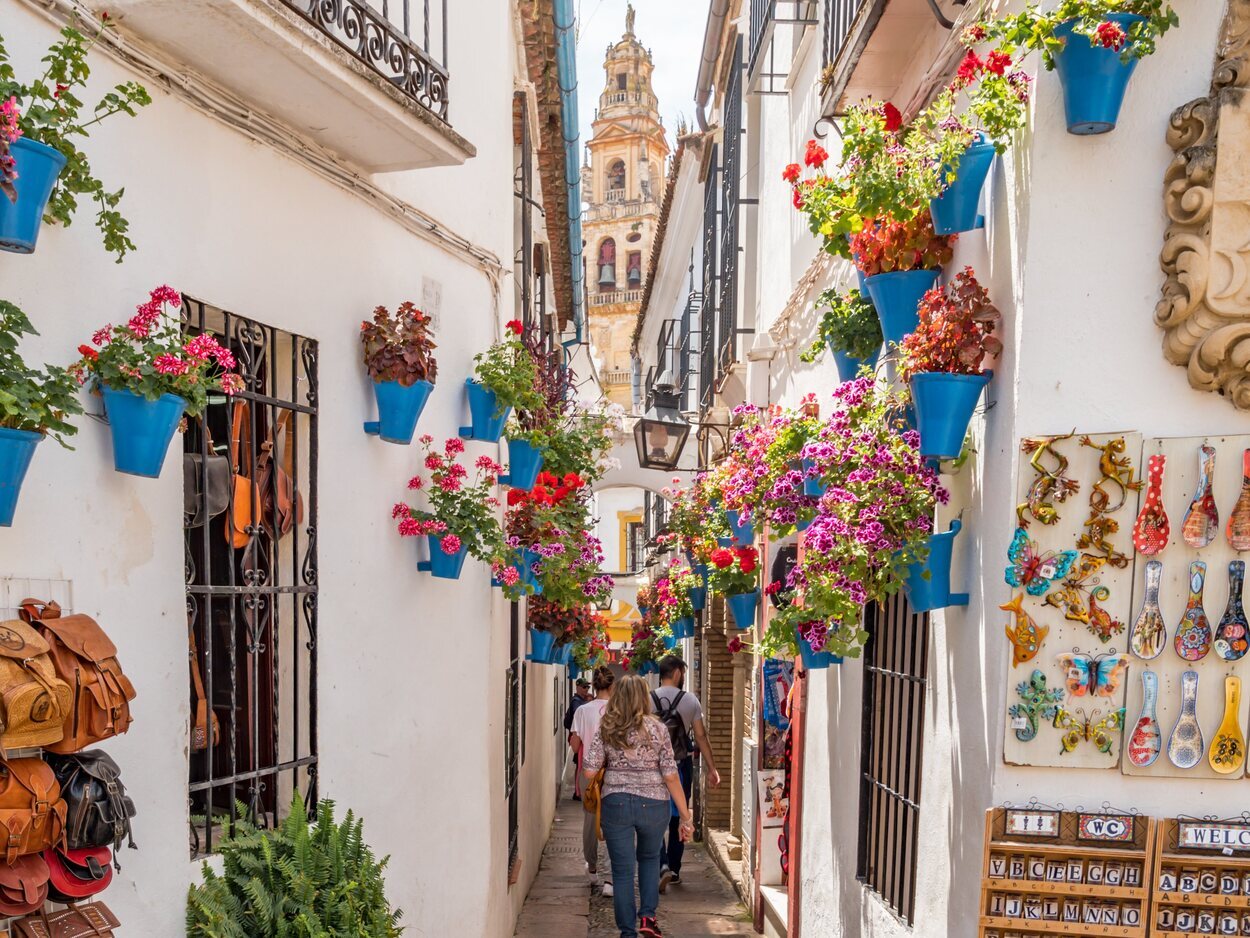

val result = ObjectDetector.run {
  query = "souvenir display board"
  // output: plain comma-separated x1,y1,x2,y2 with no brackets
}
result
1003,432,1142,769
1149,817,1250,934
980,807,1154,937
1121,435,1250,780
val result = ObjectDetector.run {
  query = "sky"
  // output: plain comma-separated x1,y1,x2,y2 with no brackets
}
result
574,0,707,154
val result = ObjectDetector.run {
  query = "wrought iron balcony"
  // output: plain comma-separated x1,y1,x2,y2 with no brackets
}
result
748,0,818,94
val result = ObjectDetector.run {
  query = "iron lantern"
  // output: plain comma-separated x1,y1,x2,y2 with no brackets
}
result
633,372,690,471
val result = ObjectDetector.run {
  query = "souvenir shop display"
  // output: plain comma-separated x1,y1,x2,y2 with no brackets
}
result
979,806,1152,937
1150,816,1250,935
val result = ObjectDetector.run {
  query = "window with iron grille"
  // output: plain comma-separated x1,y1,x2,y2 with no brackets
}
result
717,37,743,375
856,594,929,924
184,297,318,858
823,0,872,70
506,602,523,868
627,521,645,572
699,145,719,412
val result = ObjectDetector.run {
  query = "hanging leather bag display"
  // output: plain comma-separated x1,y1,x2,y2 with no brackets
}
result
44,751,135,857
0,854,49,917
43,846,112,904
18,600,136,754
183,418,230,528
188,619,218,752
0,616,72,751
14,901,120,938
0,759,67,862
226,400,262,549
257,409,303,540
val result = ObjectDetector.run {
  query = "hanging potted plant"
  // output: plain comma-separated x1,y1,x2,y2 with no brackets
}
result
758,615,844,671
850,212,955,346
0,301,82,526
73,286,241,477
394,436,503,579
979,1,1179,135
899,267,1002,459
707,545,760,630
901,518,970,612
360,302,437,444
462,320,542,443
0,18,151,257
500,333,571,489
624,618,671,674
655,565,698,638
801,288,883,383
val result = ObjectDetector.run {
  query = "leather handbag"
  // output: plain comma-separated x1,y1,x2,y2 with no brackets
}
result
0,854,49,917
0,759,66,862
14,901,119,938
183,418,230,528
44,751,135,857
257,409,303,539
582,768,606,842
44,846,111,904
0,617,72,751
226,400,262,549
18,600,136,754
188,619,218,752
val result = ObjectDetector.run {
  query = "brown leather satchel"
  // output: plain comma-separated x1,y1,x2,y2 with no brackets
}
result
258,409,304,539
188,620,218,752
0,759,66,863
14,901,119,938
183,417,231,528
0,854,49,916
0,617,72,751
226,401,262,549
18,601,135,755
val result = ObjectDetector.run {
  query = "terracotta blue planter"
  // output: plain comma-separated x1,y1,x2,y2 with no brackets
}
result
726,590,760,630
500,438,544,489
1053,14,1145,135
567,662,582,680
0,139,67,254
101,386,187,478
639,660,659,675
662,632,679,651
902,519,969,613
801,457,828,498
528,628,558,664
688,584,706,612
671,616,696,639
555,643,574,666
0,428,41,527
516,548,543,595
724,509,755,547
418,534,469,579
363,378,433,444
796,627,842,670
930,132,996,236
864,269,941,346
910,370,992,459
832,346,881,384
459,379,510,442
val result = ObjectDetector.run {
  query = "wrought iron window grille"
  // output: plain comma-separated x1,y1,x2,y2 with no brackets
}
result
699,145,719,413
748,0,819,95
716,38,750,378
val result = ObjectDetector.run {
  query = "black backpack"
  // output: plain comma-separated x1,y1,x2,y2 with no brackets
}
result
44,751,136,864
652,690,691,761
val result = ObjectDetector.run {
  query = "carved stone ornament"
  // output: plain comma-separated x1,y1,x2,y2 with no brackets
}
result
1158,0,1250,408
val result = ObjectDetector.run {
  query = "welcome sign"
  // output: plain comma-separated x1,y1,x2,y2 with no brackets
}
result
1178,821,1250,851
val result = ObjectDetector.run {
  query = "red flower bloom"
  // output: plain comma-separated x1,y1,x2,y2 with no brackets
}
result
882,102,902,132
962,23,987,44
985,49,1012,76
954,49,983,87
803,140,828,169
1094,20,1127,50
563,472,584,488
727,637,744,654
764,580,782,596
781,162,801,184
537,472,559,487
506,488,528,506
554,485,571,501
77,344,98,360
710,548,735,569
740,557,757,575
506,319,523,336
792,188,804,210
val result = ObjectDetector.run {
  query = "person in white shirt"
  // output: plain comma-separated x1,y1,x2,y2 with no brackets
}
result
570,665,615,896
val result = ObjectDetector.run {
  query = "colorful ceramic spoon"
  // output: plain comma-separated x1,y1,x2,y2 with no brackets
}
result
1228,449,1250,551
1174,560,1212,661
1209,675,1246,775
1167,670,1204,769
1182,443,1219,549
1127,670,1162,768
1133,454,1170,555
1129,560,1166,660
1215,561,1249,661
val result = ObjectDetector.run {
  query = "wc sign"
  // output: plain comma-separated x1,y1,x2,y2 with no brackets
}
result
1078,813,1134,843
1178,821,1250,851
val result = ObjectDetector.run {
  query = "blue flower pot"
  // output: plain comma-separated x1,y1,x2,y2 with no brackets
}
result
500,438,544,489
459,379,509,442
567,662,582,680
672,616,696,639
0,428,41,527
639,660,659,676
902,519,968,613
801,457,828,498
727,590,760,630
364,378,433,444
418,534,469,579
101,386,187,478
724,509,755,547
0,139,67,254
638,605,649,616
910,371,992,459
796,515,812,533
1053,14,1145,135
796,627,842,670
716,536,734,547
517,548,543,595
832,346,881,383
688,585,706,612
930,133,996,236
556,643,574,666
662,632,678,651
864,269,941,346
528,628,557,664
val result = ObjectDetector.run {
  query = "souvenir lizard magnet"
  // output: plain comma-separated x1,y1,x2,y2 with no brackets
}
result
1005,527,1078,596
1002,595,1048,667
1008,670,1063,742
1209,675,1246,775
1077,435,1141,569
1052,706,1124,755
1133,454,1170,555
1215,561,1249,662
1017,433,1080,528
1174,560,1212,661
1126,670,1162,768
1167,670,1204,770
1129,560,1166,660
1044,553,1124,643
1182,443,1219,549
1228,449,1250,551
1056,649,1129,698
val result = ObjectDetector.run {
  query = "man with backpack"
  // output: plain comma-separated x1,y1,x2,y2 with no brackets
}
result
651,655,721,892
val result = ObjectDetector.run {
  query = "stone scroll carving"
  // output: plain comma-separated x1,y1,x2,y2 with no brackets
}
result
1157,0,1250,408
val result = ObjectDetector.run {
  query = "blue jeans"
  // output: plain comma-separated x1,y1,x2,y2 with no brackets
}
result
601,792,670,937
664,757,693,873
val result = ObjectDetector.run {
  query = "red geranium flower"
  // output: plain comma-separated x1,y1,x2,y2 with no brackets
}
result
77,344,98,360
803,140,828,169
792,188,804,210
882,102,902,132
506,488,528,506
1094,20,1126,50
727,637,744,654
710,548,735,569
955,49,983,87
506,319,523,336
985,49,1012,76
781,162,801,184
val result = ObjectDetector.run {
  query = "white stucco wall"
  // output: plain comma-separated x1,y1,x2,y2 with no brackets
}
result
0,3,562,935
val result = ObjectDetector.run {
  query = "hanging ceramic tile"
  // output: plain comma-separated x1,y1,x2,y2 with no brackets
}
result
1173,560,1212,662
1002,595,1048,667
1132,454,1170,555
1208,675,1246,775
1166,670,1203,769
1214,560,1249,661
1128,560,1166,660
1125,670,1161,768
1181,443,1219,549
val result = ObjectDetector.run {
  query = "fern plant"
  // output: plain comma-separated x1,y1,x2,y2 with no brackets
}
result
186,793,404,938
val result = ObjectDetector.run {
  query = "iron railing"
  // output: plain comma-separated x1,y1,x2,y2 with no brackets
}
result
717,38,744,376
516,93,536,333
699,145,719,412
506,603,521,869
679,289,699,413
748,0,818,94
281,0,450,121
591,289,642,307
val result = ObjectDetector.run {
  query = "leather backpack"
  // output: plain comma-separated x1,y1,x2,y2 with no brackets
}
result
0,616,72,751
19,600,136,754
184,418,230,528
44,752,135,858
14,902,119,938
0,854,49,917
44,846,111,904
0,758,66,863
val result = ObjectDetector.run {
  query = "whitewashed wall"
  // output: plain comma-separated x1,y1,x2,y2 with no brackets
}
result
0,2,563,935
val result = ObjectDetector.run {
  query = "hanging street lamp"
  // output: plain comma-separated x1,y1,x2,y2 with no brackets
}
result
633,371,690,470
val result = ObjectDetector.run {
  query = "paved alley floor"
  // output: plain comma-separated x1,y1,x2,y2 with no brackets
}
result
515,789,756,938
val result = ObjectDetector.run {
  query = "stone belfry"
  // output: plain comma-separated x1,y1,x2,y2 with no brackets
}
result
583,3,670,407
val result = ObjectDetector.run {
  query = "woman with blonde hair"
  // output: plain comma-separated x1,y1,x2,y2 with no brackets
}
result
584,674,693,938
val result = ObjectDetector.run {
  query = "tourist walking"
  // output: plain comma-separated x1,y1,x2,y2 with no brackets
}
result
584,674,693,938
569,666,615,896
565,678,592,798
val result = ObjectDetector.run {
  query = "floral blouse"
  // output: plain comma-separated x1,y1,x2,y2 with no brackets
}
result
584,717,678,802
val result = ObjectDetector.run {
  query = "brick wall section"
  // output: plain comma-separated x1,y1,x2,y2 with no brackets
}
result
699,595,734,829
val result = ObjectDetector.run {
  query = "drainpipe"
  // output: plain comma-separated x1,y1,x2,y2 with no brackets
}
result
631,355,642,411
553,0,585,345
694,0,731,131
